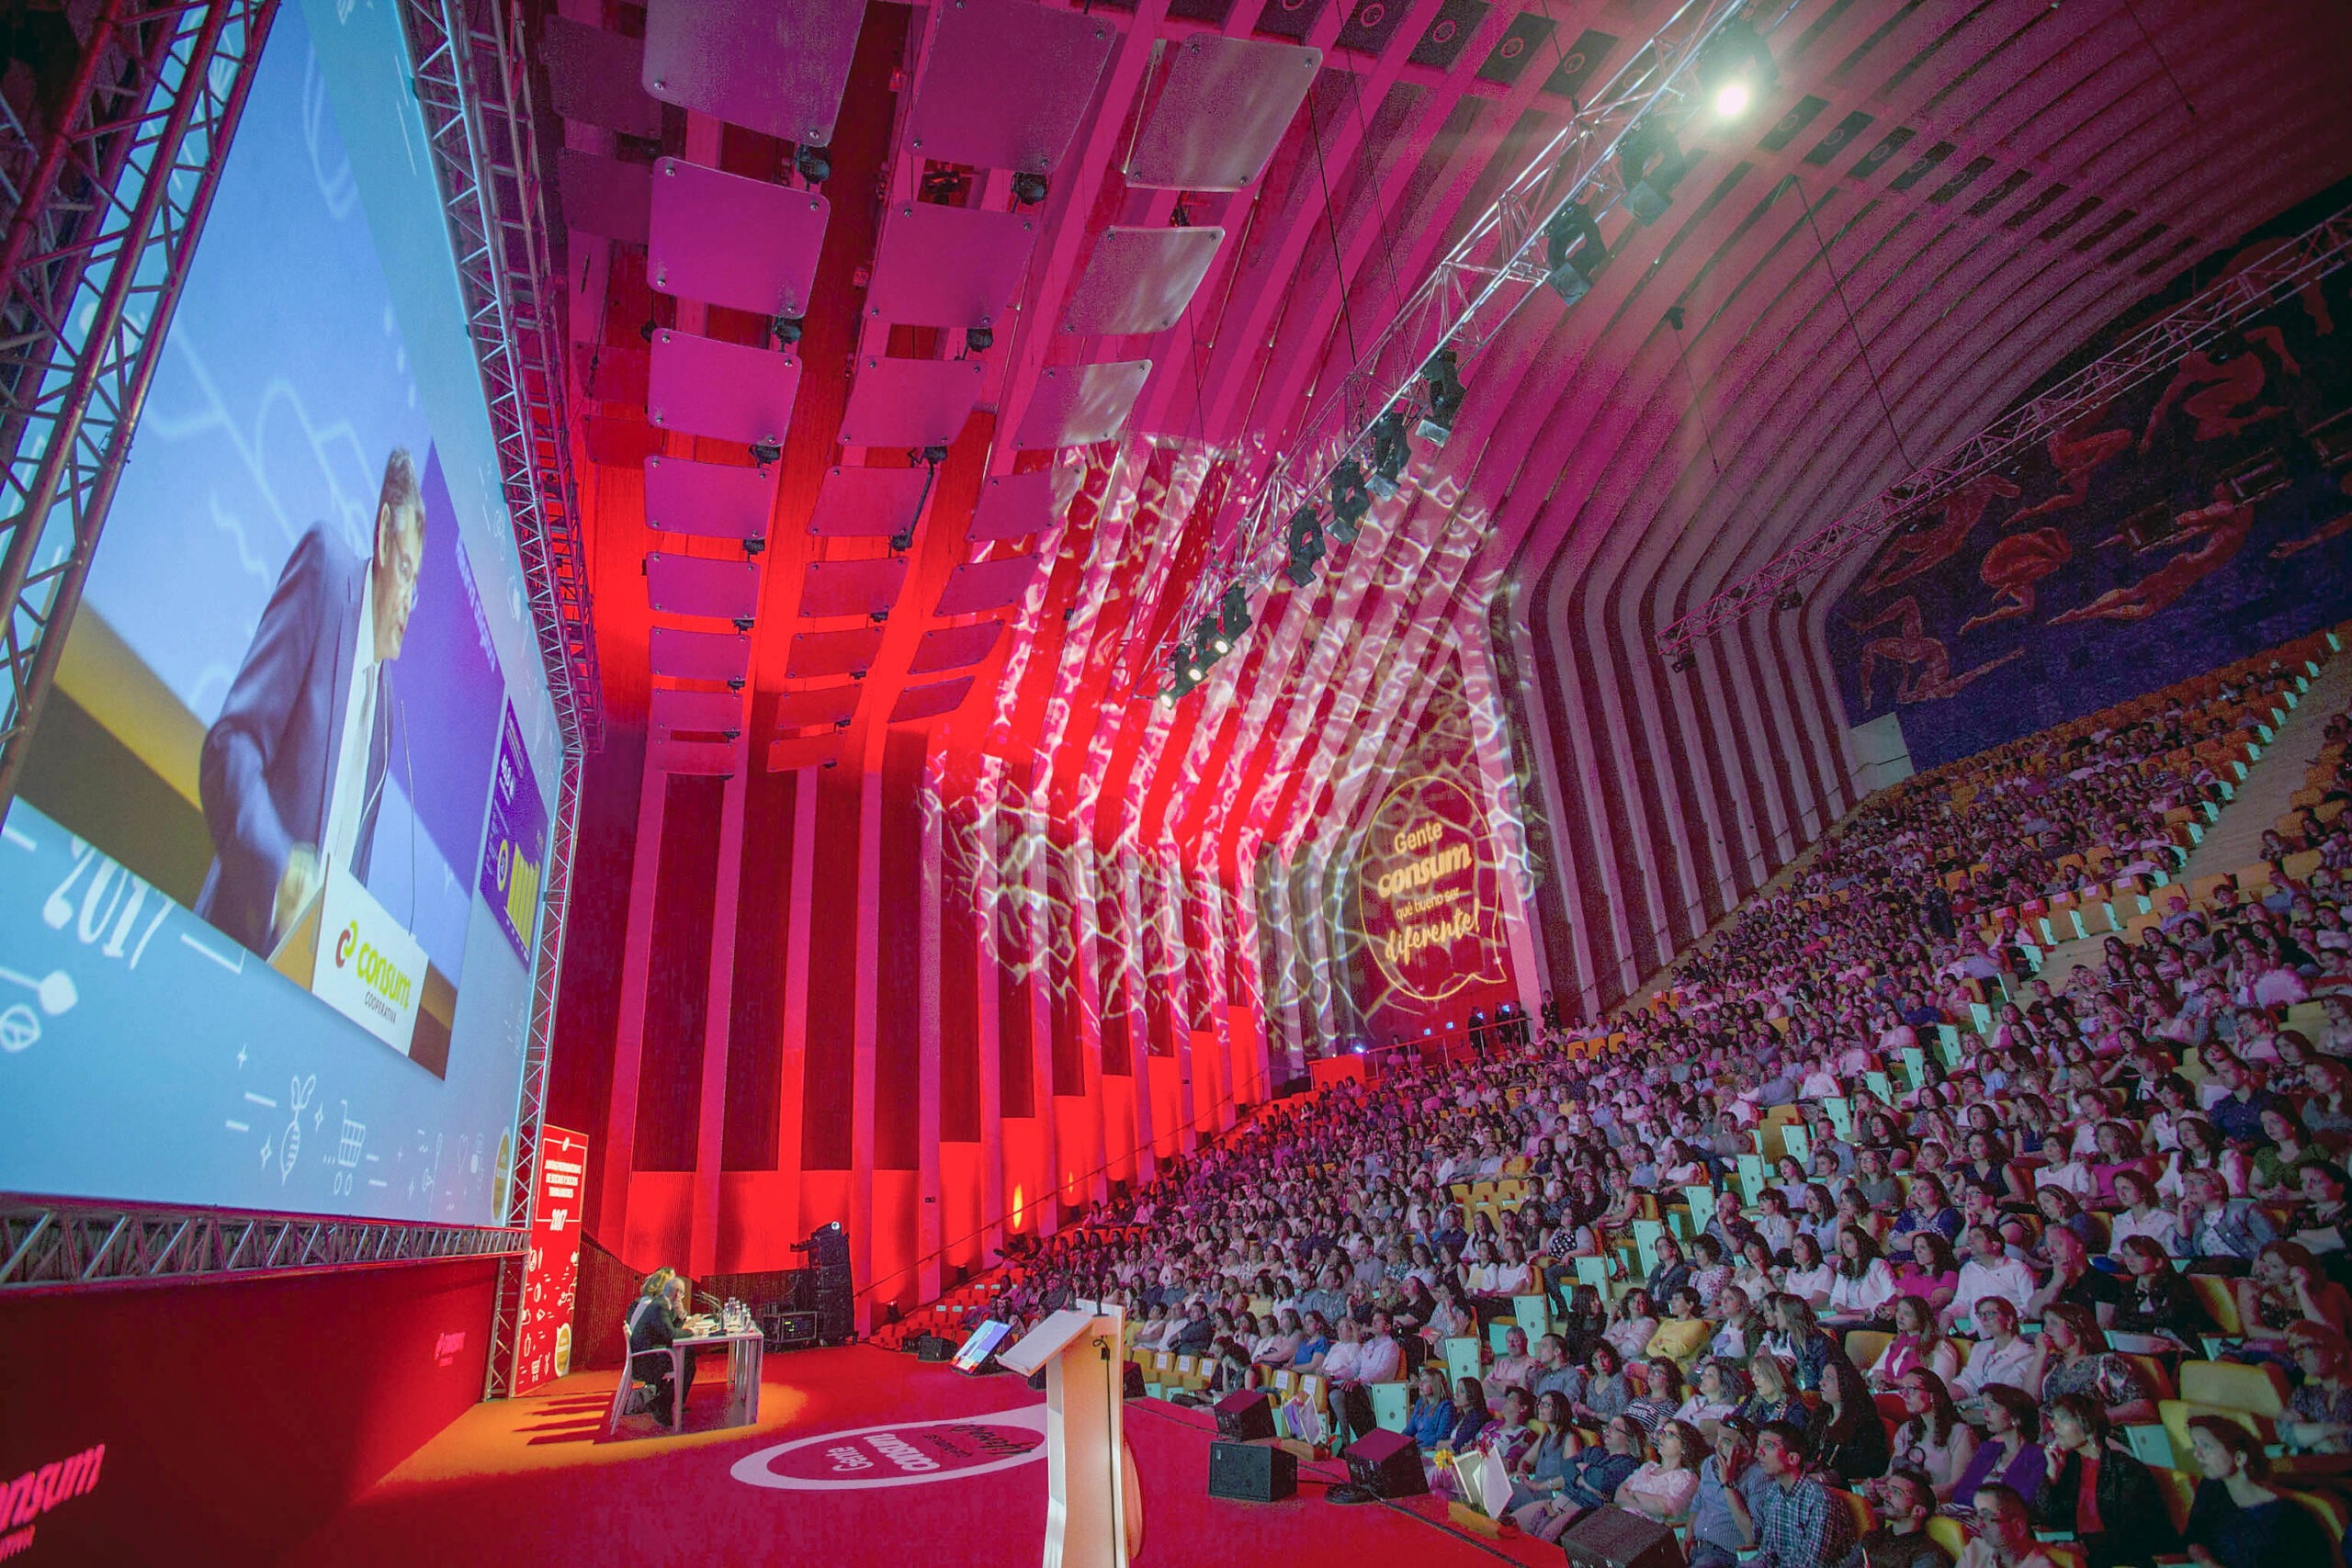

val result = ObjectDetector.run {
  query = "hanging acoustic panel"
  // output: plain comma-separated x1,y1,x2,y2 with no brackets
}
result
906,0,1116,175
641,0,861,146
648,159,828,319
786,626,887,678
648,328,798,446
542,17,662,139
644,454,775,543
909,622,1002,673
774,685,864,731
1013,360,1149,449
650,687,744,735
969,470,1058,540
865,204,1036,330
1060,226,1225,336
767,734,841,772
934,554,1038,615
556,149,650,243
653,739,739,775
807,465,929,537
650,627,752,682
646,552,760,621
890,676,975,723
839,356,985,447
799,558,908,618
1125,35,1321,191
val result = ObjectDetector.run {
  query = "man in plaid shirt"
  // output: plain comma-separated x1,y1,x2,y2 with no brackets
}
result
1724,1421,1861,1568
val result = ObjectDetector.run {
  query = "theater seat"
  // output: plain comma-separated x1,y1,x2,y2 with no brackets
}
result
2179,1359,2288,1416
2157,1400,2266,1469
2188,1276,2244,1337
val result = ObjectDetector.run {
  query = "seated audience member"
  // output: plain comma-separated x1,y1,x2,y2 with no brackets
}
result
1646,1285,1713,1368
1483,1323,1535,1401
2032,1392,2177,1568
2281,1323,2352,1452
1685,1416,1773,1568
2234,1239,2352,1342
1504,1391,1578,1520
1613,1417,1703,1525
1829,1228,1900,1325
1605,1287,1662,1363
1948,1224,2036,1330
1728,1420,1858,1568
1675,1358,1745,1431
2026,1224,2122,1327
1868,1294,1962,1389
1736,1351,1805,1429
1573,1340,1633,1427
1884,1368,1977,1502
1948,1385,2047,1511
1708,1284,1764,1363
2182,1415,2336,1568
1952,1296,2037,1405
2030,1303,2159,1427
1959,1482,2060,1568
1403,1363,1455,1453
1781,1234,1836,1313
2110,1235,2215,1347
1522,1415,1644,1542
1893,1232,1962,1318
1859,1466,1956,1568
1807,1349,1891,1483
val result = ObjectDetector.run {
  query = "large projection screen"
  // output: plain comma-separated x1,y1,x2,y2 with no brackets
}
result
0,0,565,1229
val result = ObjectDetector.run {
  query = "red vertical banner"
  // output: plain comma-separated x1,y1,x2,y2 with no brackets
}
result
513,1125,589,1394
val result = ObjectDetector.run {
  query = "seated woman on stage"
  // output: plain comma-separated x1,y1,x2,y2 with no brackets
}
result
627,1267,697,1427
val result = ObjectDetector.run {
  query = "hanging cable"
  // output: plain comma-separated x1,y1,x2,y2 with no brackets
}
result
2119,0,2196,118
1305,83,1360,365
1792,175,1915,468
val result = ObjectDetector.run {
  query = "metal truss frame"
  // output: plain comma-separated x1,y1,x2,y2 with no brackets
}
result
405,0,603,755
1658,199,2352,657
0,0,275,812
401,0,594,1397
1146,0,1760,672
0,1200,522,1293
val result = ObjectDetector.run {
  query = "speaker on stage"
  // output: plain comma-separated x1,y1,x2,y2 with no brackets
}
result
1560,1504,1686,1568
1208,1439,1296,1503
1341,1427,1426,1498
1213,1389,1274,1443
914,1334,955,1362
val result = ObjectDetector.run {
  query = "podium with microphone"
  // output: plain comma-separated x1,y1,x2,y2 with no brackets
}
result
996,1300,1143,1568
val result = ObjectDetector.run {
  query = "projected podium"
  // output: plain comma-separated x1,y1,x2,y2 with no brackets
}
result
997,1302,1142,1568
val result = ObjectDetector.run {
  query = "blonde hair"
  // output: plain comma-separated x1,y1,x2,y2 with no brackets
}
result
640,1266,681,1301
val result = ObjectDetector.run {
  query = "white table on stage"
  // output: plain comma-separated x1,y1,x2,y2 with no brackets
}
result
673,1328,764,1430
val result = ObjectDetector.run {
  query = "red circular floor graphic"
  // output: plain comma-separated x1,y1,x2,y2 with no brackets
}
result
730,1406,1050,1491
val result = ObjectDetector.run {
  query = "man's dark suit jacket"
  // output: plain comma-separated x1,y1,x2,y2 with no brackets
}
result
195,523,388,954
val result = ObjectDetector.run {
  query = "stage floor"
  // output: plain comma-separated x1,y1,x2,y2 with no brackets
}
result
284,1345,1561,1567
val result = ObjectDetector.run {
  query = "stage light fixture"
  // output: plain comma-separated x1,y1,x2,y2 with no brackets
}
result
1012,171,1048,207
742,536,766,556
733,615,755,633
1328,458,1371,544
1697,17,1775,122
1163,642,1200,705
728,677,747,692
966,325,994,354
1668,649,1696,672
1620,119,1688,224
749,440,782,465
771,314,803,347
1542,200,1607,305
1777,587,1804,611
1283,505,1326,587
1416,348,1464,446
1218,584,1251,644
794,142,831,185
1366,410,1408,499
1200,614,1230,659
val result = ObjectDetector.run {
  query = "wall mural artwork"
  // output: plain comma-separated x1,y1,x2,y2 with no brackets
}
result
1827,234,2352,772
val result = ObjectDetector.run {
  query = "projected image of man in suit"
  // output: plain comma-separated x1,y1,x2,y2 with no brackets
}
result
195,448,424,955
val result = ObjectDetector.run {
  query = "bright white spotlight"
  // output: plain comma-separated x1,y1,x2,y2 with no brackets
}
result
1714,80,1751,118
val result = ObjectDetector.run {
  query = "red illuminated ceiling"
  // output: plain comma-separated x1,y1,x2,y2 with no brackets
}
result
542,0,2352,875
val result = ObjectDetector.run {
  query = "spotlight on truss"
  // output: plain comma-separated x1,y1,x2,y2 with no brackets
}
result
1367,410,1408,499
1328,458,1372,544
1620,119,1689,224
1283,505,1327,587
1218,583,1251,646
1012,171,1048,207
1697,17,1775,122
1777,587,1804,612
1417,348,1464,446
1543,201,1607,305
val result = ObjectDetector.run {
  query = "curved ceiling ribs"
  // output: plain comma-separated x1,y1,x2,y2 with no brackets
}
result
547,0,2352,1032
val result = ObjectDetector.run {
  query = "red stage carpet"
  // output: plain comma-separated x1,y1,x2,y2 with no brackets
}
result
284,1346,1561,1567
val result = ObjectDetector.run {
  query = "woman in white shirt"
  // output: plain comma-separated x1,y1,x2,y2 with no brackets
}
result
1781,1233,1835,1313
1826,1228,1899,1324
2105,1168,2178,1260
1492,1237,1534,1299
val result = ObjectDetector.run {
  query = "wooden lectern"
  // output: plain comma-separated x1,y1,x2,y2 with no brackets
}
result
997,1301,1141,1568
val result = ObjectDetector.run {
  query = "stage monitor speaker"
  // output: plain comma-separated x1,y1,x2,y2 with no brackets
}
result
914,1334,955,1361
1207,1439,1296,1503
1560,1504,1686,1568
1341,1427,1426,1498
1213,1388,1274,1442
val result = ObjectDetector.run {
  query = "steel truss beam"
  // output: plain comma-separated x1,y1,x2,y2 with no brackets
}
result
1146,0,1758,675
0,1200,521,1292
404,0,603,754
1658,200,2352,657
400,0,593,1396
0,0,274,812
